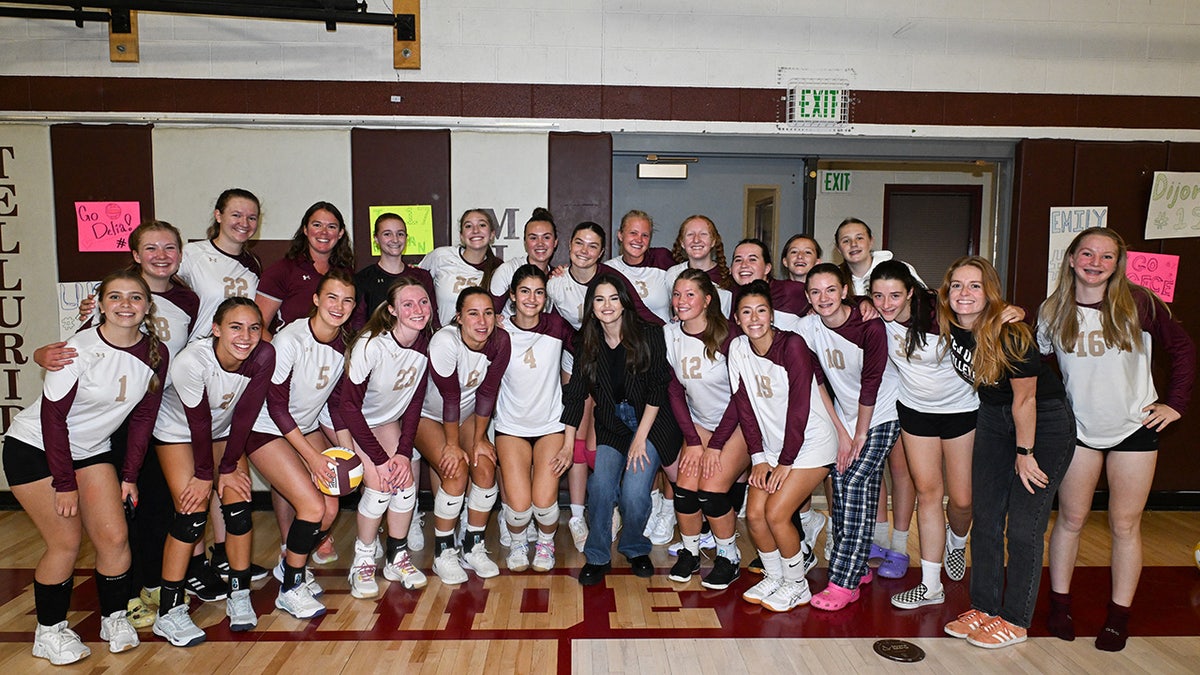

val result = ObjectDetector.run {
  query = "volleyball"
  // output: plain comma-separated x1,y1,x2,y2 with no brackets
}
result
318,446,363,497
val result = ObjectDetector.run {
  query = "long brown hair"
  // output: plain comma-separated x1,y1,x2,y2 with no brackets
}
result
673,268,728,361
937,256,1032,387
97,269,163,393
576,273,652,388
287,201,355,270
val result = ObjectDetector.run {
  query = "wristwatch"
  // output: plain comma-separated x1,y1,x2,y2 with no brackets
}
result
1015,446,1034,456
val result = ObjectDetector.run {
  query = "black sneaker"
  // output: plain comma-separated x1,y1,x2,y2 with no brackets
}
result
747,556,764,575
184,561,228,602
668,549,700,583
209,546,270,582
701,555,741,590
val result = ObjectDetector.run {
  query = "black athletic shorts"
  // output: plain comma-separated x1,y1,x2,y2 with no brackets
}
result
897,401,977,440
3,436,119,487
1078,424,1158,453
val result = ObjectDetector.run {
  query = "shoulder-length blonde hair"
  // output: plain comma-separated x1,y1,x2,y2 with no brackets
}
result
937,256,1032,388
1038,227,1157,354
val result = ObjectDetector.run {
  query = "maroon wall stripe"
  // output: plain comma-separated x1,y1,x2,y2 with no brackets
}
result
547,132,612,268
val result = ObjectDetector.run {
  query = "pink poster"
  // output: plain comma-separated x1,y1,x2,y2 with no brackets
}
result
76,201,141,252
1125,251,1178,303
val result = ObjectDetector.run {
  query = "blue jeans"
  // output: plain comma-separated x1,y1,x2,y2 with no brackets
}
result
583,401,662,564
970,398,1075,628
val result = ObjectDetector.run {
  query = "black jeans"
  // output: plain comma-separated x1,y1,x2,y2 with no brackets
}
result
970,397,1075,628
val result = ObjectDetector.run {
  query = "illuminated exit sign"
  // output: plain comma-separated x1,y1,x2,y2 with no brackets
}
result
795,88,844,121
820,171,852,193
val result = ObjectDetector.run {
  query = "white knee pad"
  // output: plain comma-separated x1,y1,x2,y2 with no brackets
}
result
467,483,499,514
533,503,559,528
358,487,390,520
388,483,417,514
433,488,464,521
506,506,533,529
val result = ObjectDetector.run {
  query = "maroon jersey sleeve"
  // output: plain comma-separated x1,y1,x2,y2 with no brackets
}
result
183,392,217,481
338,372,388,466
120,342,170,483
1139,289,1196,415
857,313,889,407
727,381,763,456
40,384,80,491
266,373,299,436
474,329,511,419
645,247,676,270
777,334,816,467
668,371,702,447
396,373,428,459
597,263,665,327
219,342,275,474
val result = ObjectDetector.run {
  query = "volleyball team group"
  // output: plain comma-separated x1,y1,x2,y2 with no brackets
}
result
6,188,1193,666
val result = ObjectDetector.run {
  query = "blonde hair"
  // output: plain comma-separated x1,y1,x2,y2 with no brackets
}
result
937,256,1032,388
1038,227,1156,354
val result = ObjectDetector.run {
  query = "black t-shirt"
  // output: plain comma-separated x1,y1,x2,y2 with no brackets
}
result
603,341,627,403
949,324,1065,406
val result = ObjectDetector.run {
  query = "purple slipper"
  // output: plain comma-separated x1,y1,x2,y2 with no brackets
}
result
879,549,910,579
868,543,889,562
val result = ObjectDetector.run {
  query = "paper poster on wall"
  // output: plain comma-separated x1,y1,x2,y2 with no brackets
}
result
1047,206,1107,294
76,201,140,252
1144,172,1200,240
367,205,434,257
1125,251,1178,303
57,281,99,340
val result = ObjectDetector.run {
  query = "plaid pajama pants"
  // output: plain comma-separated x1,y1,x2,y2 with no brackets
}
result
828,420,900,589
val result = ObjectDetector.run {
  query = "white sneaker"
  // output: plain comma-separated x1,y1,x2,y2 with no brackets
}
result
612,507,622,542
383,549,428,589
643,491,663,537
275,583,327,619
742,575,784,605
526,522,538,543
311,536,338,565
373,536,384,561
100,610,139,653
461,541,500,579
532,541,556,572
348,556,380,599
668,531,716,556
823,512,834,562
506,541,530,572
649,508,676,546
272,555,324,597
226,588,257,632
761,578,813,612
33,620,91,664
568,516,589,553
408,512,426,552
433,547,469,585
499,506,514,547
153,604,206,647
803,510,827,561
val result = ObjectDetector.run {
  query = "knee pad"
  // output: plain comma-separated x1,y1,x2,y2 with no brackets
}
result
698,490,732,519
727,481,748,512
533,503,559,528
357,487,390,520
506,506,533,529
388,483,417,514
221,502,253,536
467,482,498,514
672,485,701,515
433,488,464,521
169,511,208,544
286,519,322,556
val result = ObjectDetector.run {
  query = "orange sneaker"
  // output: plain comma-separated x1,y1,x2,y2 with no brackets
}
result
944,608,993,638
967,616,1027,649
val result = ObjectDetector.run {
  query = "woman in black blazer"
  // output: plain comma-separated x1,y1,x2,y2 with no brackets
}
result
563,273,682,585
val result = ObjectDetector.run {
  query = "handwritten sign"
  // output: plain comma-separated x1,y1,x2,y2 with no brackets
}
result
367,205,434,257
1126,251,1178,303
1144,172,1200,240
1048,206,1107,294
76,201,140,252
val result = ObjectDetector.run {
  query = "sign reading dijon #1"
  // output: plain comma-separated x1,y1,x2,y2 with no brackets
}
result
1145,171,1200,240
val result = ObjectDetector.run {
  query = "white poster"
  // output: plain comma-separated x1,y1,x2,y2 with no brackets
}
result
1048,206,1107,294
0,126,60,490
1144,172,1200,240
450,131,549,264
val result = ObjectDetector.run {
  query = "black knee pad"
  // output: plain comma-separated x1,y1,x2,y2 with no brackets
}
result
672,485,701,515
169,511,208,544
698,490,732,519
727,481,748,512
220,502,253,536
286,519,322,556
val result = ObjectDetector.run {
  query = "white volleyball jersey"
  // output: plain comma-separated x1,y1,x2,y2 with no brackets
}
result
7,328,167,491
725,331,838,468
665,322,732,432
795,310,900,431
883,317,978,414
422,325,511,424
494,312,574,436
419,246,488,328
253,319,346,437
338,330,430,464
607,257,672,322
547,268,591,330
667,262,732,317
489,256,548,316
78,284,198,377
178,239,261,342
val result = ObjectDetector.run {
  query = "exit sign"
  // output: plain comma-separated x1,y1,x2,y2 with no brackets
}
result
794,88,844,122
820,171,853,193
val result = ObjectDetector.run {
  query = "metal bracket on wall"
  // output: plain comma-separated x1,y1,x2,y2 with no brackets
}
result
109,9,138,62
394,0,420,70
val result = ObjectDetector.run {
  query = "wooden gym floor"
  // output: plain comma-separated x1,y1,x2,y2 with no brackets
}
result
0,508,1197,674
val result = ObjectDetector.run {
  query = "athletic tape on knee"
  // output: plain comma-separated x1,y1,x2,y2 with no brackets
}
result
698,490,732,519
388,483,417,514
533,503,559,528
357,487,390,520
433,488,464,521
467,483,499,513
169,510,208,544
673,486,701,515
221,501,253,536
506,506,533,529
286,518,322,556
